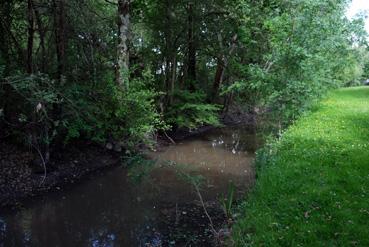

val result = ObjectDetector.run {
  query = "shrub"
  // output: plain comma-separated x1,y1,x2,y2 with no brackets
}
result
166,90,221,129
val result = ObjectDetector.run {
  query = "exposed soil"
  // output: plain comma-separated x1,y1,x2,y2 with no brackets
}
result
0,142,120,208
0,110,256,209
158,108,257,146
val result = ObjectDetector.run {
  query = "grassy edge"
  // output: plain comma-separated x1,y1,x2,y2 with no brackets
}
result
232,87,369,246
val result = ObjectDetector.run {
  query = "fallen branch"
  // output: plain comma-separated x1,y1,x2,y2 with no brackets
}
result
194,183,221,243
164,130,176,144
31,144,47,186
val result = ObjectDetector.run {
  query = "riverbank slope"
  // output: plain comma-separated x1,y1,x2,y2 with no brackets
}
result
232,87,369,246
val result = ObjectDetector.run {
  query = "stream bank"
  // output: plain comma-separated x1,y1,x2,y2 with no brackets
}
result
0,108,257,209
1,124,260,246
0,143,120,208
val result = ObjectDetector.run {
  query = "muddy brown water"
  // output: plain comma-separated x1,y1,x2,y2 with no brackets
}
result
0,126,260,247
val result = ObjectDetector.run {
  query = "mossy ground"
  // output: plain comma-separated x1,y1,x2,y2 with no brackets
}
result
232,87,369,246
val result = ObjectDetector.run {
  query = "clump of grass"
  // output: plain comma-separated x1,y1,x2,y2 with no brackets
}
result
232,87,369,246
220,182,235,221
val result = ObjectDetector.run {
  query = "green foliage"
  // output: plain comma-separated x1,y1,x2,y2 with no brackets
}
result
166,90,221,129
60,70,165,147
5,74,59,107
227,0,368,124
1,74,60,147
178,172,205,190
0,69,163,151
220,182,235,219
1,0,368,153
232,87,369,246
107,71,166,147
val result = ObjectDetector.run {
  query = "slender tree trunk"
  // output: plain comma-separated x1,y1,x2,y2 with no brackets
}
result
50,0,67,162
212,57,225,99
164,0,173,106
187,2,196,87
116,0,130,88
34,2,46,72
223,91,234,114
0,1,13,76
0,20,24,70
165,56,171,100
27,0,35,74
53,0,66,79
0,1,13,130
211,34,238,100
169,55,176,105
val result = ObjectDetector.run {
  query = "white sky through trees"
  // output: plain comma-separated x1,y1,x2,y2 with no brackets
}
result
347,0,369,33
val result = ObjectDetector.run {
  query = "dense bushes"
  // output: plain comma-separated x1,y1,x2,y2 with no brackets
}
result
226,0,368,125
166,90,221,129
0,70,163,158
0,0,367,158
102,71,165,147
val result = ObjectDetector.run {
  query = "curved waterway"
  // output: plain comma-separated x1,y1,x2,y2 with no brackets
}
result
0,125,260,247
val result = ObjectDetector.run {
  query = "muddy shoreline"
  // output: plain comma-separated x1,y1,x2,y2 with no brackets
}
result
0,142,121,208
0,110,256,209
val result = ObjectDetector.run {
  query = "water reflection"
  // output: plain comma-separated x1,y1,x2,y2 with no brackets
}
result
89,230,116,247
0,218,6,247
0,125,259,246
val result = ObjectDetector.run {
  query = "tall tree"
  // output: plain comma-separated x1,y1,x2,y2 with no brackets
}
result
27,0,35,74
53,0,66,79
116,0,130,88
187,2,196,84
34,1,47,73
211,33,238,100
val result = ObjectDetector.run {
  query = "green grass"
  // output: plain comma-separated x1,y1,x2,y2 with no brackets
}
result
232,87,369,246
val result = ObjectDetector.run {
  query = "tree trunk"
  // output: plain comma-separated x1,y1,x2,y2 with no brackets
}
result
27,0,35,74
212,57,225,99
211,34,238,100
0,1,13,76
164,57,171,102
51,0,67,160
116,0,130,88
0,14,24,71
169,55,177,105
187,2,196,86
53,0,66,80
34,2,46,73
165,0,177,107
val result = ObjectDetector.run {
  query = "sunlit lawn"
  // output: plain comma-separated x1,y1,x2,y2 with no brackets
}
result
233,87,369,246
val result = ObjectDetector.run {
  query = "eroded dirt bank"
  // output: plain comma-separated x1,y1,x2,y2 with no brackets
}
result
0,109,257,209
0,142,120,208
